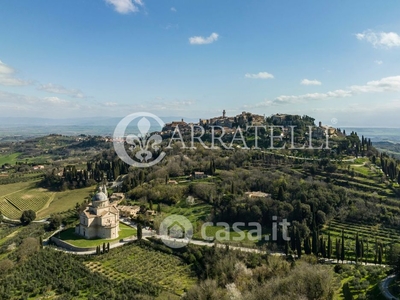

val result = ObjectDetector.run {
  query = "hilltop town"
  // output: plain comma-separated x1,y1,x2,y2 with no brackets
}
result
161,111,339,142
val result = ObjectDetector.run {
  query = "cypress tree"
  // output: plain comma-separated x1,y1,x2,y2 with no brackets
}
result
327,232,332,260
277,186,284,201
360,239,364,265
319,236,325,257
321,239,327,258
296,229,302,259
285,241,289,256
137,223,143,241
304,236,312,255
290,226,296,252
341,230,345,263
336,238,341,263
312,230,319,256
210,159,215,175
355,232,360,264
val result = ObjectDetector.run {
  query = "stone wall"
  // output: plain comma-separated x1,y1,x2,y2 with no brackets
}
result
50,236,97,252
50,234,136,252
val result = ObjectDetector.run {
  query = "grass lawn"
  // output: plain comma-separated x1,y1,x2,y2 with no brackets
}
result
163,202,212,224
59,223,136,248
0,153,21,165
37,186,95,218
0,181,36,197
162,202,268,247
352,157,370,164
349,164,381,177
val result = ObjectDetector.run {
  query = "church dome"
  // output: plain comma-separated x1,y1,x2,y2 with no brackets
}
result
93,191,108,201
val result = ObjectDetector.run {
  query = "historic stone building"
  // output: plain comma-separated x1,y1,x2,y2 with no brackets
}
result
75,184,119,239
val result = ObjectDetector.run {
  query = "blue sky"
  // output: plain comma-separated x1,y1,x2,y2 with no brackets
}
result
1,0,400,126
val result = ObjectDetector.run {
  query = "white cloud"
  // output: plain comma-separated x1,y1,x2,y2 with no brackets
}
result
105,0,143,14
350,76,400,93
105,102,118,107
356,30,400,48
0,60,29,86
374,60,383,65
42,97,69,105
273,91,346,104
39,83,85,98
170,100,196,106
189,32,219,45
243,100,273,109
245,72,274,79
247,75,400,107
148,99,196,111
171,7,177,12
301,79,322,86
0,91,72,107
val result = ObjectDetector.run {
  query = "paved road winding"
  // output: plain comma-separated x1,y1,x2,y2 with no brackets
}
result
380,274,398,300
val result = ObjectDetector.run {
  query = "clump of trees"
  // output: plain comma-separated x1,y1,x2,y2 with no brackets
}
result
20,210,36,225
180,246,337,300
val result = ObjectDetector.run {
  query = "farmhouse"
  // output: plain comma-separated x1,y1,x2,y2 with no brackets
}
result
75,184,119,239
118,205,140,218
245,191,271,199
193,171,207,179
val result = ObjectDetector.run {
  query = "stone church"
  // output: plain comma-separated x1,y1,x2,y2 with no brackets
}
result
75,184,119,239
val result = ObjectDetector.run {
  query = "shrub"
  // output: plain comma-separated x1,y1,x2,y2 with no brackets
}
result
20,210,36,225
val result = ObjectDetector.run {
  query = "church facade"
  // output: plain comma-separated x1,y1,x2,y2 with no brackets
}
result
75,185,119,239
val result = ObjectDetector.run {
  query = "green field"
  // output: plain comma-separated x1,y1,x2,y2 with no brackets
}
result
59,223,136,248
85,242,196,295
36,186,95,218
0,152,52,165
0,181,37,197
0,183,54,219
0,180,95,222
163,202,211,224
0,153,21,165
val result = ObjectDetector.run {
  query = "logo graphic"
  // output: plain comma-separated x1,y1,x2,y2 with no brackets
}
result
113,112,166,168
159,214,193,248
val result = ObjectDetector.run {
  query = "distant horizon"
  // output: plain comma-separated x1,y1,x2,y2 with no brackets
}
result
2,115,400,129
